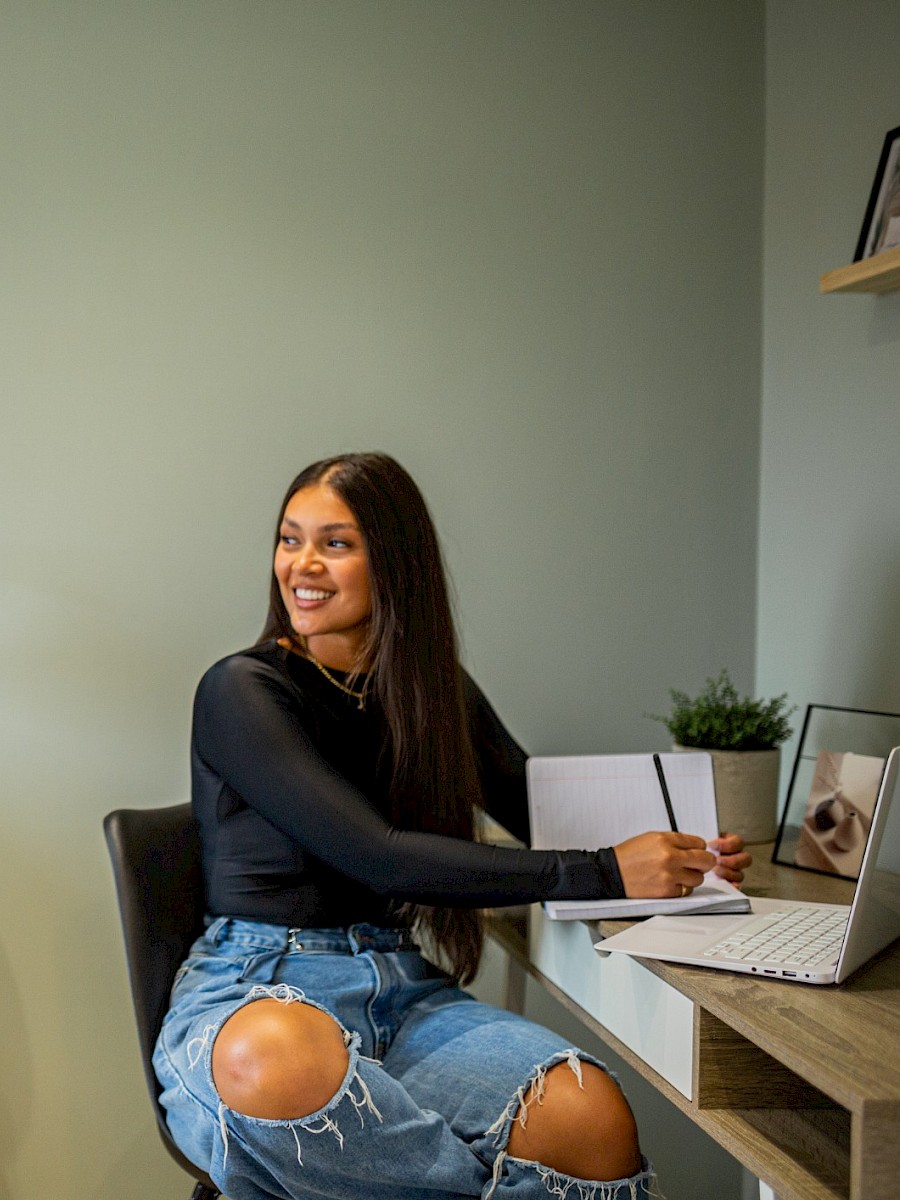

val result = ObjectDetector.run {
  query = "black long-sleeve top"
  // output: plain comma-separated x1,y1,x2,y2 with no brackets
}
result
192,640,625,928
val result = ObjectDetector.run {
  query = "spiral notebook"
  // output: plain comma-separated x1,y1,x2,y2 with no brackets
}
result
526,752,750,920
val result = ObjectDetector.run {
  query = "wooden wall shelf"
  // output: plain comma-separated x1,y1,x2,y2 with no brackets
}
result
820,245,900,294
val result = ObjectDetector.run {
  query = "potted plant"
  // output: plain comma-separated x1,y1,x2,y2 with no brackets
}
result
648,670,796,843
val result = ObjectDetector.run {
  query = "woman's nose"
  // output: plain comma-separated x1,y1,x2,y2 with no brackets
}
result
290,545,323,576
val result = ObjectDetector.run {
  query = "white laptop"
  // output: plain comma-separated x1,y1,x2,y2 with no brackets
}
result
596,747,900,985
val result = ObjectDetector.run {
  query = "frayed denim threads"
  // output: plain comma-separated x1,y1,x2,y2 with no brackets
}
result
153,918,655,1200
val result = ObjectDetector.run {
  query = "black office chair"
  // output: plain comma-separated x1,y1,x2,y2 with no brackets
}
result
104,803,221,1200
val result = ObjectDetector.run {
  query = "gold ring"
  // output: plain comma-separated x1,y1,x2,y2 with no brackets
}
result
680,884,689,898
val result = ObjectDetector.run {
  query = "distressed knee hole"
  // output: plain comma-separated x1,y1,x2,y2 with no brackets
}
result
503,1057,641,1184
211,996,349,1120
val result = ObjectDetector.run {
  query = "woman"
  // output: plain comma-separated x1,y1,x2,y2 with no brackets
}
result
154,452,749,1200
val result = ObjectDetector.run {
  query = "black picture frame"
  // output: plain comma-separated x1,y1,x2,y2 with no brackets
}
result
772,703,900,881
854,124,900,261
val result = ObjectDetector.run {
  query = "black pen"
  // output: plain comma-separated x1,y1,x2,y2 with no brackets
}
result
653,753,679,832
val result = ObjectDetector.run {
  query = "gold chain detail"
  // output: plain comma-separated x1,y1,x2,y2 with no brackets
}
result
303,648,367,709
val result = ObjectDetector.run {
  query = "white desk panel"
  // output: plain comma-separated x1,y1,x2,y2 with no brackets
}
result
527,909,694,1098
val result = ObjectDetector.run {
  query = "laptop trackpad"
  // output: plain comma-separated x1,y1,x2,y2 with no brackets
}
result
598,913,744,956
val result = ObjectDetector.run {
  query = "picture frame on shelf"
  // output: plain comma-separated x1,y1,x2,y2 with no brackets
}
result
854,124,900,261
772,704,900,880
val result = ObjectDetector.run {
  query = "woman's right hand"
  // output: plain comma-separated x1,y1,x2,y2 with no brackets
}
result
613,831,715,898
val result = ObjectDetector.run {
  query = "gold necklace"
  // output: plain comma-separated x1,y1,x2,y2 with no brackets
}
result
303,648,368,709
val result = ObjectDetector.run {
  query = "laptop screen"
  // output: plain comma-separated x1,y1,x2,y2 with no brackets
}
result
837,749,900,979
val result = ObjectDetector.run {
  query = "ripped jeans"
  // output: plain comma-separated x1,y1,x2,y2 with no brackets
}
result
153,918,655,1200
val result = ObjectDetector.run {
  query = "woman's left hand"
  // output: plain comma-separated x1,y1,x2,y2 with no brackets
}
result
707,832,752,886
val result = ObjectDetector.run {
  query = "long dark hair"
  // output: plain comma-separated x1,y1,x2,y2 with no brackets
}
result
259,453,484,983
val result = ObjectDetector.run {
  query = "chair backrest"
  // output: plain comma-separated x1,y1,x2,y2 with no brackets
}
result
104,803,217,1192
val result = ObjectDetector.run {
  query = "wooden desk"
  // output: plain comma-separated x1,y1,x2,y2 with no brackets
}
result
488,850,900,1200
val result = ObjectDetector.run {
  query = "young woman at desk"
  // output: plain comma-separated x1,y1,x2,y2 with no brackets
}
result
154,452,749,1200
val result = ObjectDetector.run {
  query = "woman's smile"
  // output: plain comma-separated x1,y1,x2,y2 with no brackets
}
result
273,482,373,669
293,586,336,606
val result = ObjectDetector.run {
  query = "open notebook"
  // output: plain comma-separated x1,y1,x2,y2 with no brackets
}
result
596,748,900,985
526,752,750,920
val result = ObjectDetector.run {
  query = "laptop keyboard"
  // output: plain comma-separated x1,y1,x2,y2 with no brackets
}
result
703,906,848,966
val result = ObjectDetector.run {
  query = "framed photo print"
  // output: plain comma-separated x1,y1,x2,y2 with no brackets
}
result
773,704,900,881
854,125,900,261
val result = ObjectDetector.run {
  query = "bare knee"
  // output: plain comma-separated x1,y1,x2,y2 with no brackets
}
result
211,998,349,1119
505,1059,641,1182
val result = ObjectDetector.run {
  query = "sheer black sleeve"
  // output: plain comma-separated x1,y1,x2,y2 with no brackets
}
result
464,672,532,845
464,672,624,894
193,653,624,907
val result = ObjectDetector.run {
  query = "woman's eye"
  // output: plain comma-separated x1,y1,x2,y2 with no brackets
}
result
280,534,299,546
327,538,350,549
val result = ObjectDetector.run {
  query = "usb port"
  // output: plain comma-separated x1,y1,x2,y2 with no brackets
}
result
783,971,796,977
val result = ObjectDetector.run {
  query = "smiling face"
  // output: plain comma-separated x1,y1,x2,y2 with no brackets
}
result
273,482,373,670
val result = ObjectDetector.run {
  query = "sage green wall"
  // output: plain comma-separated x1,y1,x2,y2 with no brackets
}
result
758,3,900,763
0,3,762,1198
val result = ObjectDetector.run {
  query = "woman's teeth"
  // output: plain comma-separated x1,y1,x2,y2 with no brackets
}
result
295,588,332,601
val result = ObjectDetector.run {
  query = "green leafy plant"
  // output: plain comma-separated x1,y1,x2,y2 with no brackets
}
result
648,669,795,751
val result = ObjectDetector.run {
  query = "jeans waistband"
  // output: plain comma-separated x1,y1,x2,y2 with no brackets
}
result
204,917,419,955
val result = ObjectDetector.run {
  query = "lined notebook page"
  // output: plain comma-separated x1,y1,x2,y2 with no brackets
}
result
526,753,748,920
527,753,720,849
